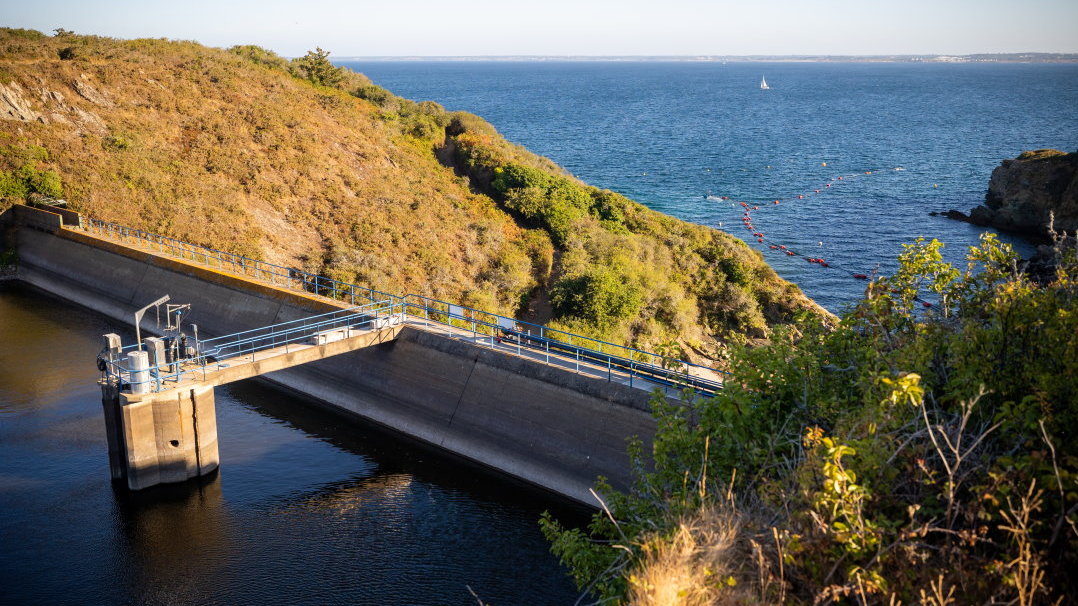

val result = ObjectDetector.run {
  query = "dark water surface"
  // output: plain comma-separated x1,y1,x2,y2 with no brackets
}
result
0,282,583,605
344,61,1078,312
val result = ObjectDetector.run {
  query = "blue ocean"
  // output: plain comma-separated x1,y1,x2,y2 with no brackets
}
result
342,61,1078,312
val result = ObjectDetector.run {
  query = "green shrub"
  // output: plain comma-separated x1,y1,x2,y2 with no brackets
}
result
1,28,46,40
0,145,64,203
542,234,1078,604
352,83,394,107
550,268,643,328
228,44,288,71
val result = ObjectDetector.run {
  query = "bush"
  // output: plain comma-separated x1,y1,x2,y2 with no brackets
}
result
543,234,1078,604
0,145,63,203
550,268,644,328
228,44,288,71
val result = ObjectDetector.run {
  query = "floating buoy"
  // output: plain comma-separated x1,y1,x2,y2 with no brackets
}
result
853,274,868,280
769,245,777,249
779,245,786,249
752,206,759,210
826,184,831,187
786,251,795,256
822,162,827,166
922,301,933,308
819,262,829,267
798,195,804,199
757,238,764,242
933,184,938,188
774,200,780,204
815,189,821,193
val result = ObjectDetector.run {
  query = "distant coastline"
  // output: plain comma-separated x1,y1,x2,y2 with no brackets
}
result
337,53,1078,63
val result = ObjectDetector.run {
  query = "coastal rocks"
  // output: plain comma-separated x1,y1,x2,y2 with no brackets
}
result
72,74,114,108
0,80,107,134
949,150,1078,239
0,82,45,123
928,209,972,222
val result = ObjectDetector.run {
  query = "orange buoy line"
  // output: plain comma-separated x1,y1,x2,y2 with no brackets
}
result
712,167,936,309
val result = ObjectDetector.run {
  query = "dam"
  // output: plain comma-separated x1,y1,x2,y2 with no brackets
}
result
0,204,723,504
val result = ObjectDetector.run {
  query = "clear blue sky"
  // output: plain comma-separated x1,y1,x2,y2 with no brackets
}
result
5,0,1077,56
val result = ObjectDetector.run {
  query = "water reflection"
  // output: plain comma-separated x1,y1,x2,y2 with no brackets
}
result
113,477,231,602
0,283,111,412
289,473,416,518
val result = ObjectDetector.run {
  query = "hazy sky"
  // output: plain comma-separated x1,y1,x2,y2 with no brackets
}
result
5,0,1078,56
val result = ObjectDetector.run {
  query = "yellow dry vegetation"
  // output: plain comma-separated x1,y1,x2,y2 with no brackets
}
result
0,28,822,356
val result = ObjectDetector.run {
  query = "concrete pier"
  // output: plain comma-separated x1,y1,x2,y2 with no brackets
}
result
99,320,402,490
101,379,219,490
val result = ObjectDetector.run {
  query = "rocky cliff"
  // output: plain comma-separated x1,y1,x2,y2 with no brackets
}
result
967,149,1078,238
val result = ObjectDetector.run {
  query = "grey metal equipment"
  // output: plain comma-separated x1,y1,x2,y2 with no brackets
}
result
133,295,170,351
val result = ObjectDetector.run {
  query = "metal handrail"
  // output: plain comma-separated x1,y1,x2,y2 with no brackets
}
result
80,217,725,396
82,217,398,306
400,295,724,394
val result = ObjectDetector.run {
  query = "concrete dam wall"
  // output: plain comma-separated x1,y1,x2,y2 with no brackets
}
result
6,207,657,504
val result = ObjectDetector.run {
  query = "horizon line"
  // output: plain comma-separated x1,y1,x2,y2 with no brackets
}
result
333,53,1078,63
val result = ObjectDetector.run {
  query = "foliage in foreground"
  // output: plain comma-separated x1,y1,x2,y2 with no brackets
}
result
542,234,1078,604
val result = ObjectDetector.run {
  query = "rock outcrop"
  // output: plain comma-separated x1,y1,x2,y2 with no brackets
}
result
965,150,1078,239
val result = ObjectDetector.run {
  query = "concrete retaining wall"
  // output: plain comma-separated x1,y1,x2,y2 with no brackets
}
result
9,207,656,504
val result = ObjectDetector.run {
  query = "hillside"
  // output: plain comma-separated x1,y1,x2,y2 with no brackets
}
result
0,28,821,358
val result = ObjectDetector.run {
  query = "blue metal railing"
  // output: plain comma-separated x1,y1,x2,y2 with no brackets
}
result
102,299,402,393
82,217,397,306
402,294,724,395
81,217,725,396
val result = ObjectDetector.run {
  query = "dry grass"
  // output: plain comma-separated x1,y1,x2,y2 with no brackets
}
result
628,507,754,606
0,28,823,353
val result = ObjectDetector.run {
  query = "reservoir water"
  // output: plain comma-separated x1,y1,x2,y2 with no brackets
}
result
345,61,1078,312
0,282,583,604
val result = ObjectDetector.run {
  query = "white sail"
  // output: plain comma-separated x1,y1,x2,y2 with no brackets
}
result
760,76,769,90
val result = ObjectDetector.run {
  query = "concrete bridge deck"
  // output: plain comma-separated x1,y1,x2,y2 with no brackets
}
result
121,323,404,404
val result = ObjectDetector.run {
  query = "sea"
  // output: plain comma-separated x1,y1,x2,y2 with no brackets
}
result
342,60,1078,312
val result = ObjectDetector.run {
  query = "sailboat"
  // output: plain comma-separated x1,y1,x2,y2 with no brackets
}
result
760,76,770,90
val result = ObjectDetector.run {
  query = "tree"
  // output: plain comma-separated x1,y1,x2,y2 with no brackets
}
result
290,47,344,88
